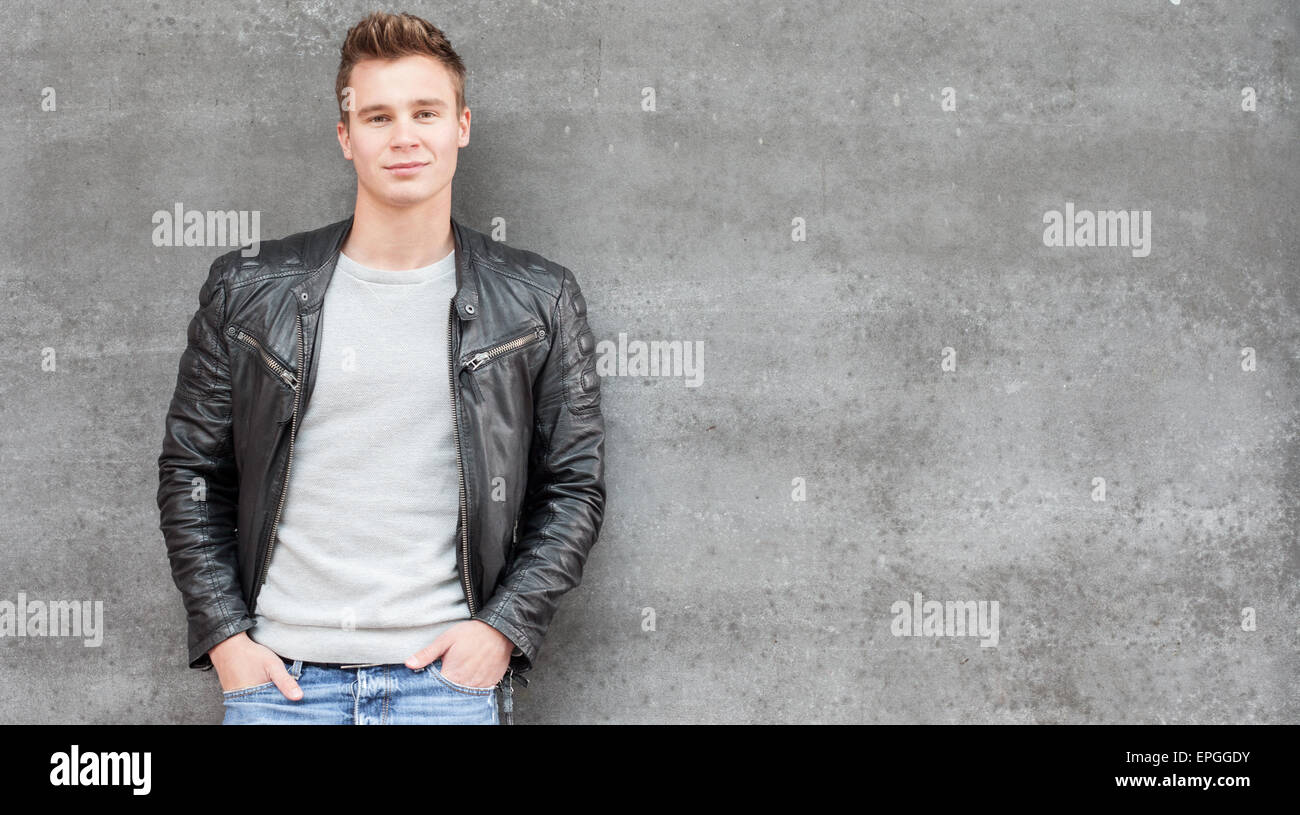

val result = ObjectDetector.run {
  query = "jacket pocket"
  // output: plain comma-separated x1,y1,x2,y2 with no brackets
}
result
226,324,300,391
226,323,298,426
462,325,547,373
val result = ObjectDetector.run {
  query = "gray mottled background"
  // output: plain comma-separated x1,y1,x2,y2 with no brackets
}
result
1,0,1296,724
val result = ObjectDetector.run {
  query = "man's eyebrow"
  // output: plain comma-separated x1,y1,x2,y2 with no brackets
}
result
355,98,449,116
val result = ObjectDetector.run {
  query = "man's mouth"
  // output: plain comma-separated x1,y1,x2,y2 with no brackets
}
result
385,161,429,175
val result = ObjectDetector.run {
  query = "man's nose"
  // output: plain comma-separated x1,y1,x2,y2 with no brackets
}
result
389,117,421,148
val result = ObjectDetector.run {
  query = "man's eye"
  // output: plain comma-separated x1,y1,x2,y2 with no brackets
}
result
418,111,437,118
368,115,389,123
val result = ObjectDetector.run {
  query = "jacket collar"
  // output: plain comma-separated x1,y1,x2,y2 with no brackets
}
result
290,212,480,320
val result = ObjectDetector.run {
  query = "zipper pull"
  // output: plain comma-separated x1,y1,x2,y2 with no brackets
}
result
501,667,514,725
279,369,299,390
466,351,491,371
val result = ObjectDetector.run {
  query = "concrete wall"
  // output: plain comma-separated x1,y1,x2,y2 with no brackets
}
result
1,0,1296,723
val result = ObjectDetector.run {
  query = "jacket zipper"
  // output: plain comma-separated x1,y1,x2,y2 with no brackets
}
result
464,326,546,371
253,316,303,597
226,325,300,390
448,301,476,617
451,305,535,724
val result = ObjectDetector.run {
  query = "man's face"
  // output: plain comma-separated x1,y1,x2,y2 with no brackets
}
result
336,55,470,209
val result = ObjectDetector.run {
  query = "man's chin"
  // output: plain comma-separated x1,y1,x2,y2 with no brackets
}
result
364,181,444,208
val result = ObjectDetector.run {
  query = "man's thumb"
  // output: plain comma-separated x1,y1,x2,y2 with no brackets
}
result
270,661,302,700
406,636,449,670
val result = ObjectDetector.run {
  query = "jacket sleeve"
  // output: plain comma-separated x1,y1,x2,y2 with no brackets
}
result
156,253,254,670
476,266,607,674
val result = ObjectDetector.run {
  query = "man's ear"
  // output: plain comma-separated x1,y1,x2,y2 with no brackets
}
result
336,119,353,161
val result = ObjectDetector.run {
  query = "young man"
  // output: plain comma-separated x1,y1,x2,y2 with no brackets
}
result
156,11,606,725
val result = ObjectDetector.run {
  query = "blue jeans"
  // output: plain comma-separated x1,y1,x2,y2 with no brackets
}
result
221,656,499,725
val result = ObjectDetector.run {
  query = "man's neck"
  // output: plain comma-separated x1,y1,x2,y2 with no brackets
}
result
339,193,454,271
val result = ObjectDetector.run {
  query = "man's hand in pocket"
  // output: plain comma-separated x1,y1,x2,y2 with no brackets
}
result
210,632,303,700
404,620,514,689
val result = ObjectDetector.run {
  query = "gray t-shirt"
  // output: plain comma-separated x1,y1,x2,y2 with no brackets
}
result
248,246,471,663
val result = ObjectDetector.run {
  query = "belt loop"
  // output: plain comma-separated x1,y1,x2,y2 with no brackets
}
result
290,658,303,680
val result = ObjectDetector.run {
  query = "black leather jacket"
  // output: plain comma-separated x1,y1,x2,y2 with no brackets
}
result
156,214,606,688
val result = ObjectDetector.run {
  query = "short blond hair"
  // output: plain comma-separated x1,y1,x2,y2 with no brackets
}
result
335,11,467,128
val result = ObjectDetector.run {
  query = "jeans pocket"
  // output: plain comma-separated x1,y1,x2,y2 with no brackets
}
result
221,680,277,699
428,658,497,694
221,657,302,699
